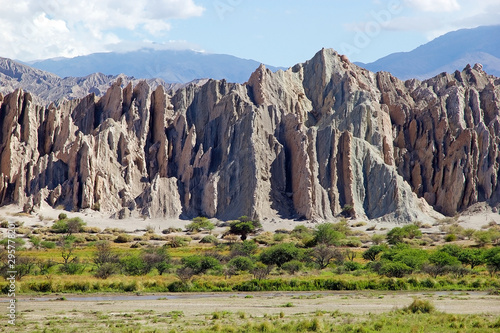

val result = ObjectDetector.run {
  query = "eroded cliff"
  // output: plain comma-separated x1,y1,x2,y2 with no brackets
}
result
0,49,498,222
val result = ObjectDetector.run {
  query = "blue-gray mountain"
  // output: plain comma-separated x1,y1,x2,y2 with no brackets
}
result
357,25,500,80
28,49,284,84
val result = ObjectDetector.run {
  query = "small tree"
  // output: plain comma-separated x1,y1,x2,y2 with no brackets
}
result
310,244,343,269
362,245,386,262
93,241,120,269
227,256,255,272
229,217,262,240
186,217,215,233
260,243,300,267
313,223,345,246
458,248,485,269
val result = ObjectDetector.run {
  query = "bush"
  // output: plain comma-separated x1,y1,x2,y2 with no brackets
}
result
229,217,262,240
94,263,118,279
403,299,435,313
166,236,190,248
310,244,344,269
230,240,258,257
186,217,215,233
343,261,363,272
445,234,457,242
282,260,303,274
228,256,255,272
51,217,86,234
379,261,412,278
428,251,461,268
40,241,56,249
58,213,68,220
362,245,386,261
260,243,300,267
313,223,345,246
181,255,222,274
200,235,218,244
120,255,147,275
114,234,132,243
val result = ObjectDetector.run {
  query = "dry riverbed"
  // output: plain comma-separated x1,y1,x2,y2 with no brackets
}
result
2,291,499,332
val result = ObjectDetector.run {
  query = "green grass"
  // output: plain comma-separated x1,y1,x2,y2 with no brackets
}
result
9,305,500,333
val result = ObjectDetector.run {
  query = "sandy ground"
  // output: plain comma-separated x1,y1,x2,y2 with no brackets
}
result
9,291,500,318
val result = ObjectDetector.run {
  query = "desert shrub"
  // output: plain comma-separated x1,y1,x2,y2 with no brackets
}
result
166,236,190,248
362,245,386,261
428,251,461,268
94,263,118,279
339,236,362,247
185,217,215,233
58,213,68,220
162,227,182,234
281,260,303,275
485,247,500,275
114,234,132,243
227,256,255,272
445,233,457,242
200,235,218,244
40,241,56,249
386,224,422,245
252,262,272,280
371,234,385,245
403,299,435,313
253,231,275,245
273,233,288,242
458,248,485,269
260,243,300,267
51,217,86,234
230,240,258,257
310,244,344,269
120,255,147,275
181,255,222,274
312,223,345,246
342,261,363,272
229,217,262,240
379,261,412,278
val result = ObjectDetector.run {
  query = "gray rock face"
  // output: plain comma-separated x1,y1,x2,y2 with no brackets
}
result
1,49,499,222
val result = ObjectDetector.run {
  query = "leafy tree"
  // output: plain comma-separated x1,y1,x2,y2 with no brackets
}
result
230,240,258,257
386,224,422,245
186,217,215,233
362,245,386,261
379,261,412,278
281,260,303,275
51,217,86,235
428,251,460,268
260,243,300,267
313,223,345,246
227,256,255,272
310,244,344,269
181,255,221,274
93,241,120,268
229,217,262,240
485,247,500,275
458,248,485,269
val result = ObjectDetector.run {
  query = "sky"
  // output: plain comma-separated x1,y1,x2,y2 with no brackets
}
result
1,0,500,67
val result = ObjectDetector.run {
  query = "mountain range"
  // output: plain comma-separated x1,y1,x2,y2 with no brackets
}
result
27,49,283,84
357,25,500,80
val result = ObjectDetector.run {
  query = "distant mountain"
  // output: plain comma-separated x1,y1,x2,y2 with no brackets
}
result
356,25,500,80
28,49,284,84
0,57,202,103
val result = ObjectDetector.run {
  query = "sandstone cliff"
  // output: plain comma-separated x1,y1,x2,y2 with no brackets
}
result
0,49,498,222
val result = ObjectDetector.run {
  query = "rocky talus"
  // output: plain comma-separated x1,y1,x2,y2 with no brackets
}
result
0,49,499,222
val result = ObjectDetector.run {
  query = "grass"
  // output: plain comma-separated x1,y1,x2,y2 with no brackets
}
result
8,304,500,333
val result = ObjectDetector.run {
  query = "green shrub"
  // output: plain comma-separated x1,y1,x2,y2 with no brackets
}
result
281,260,303,274
230,240,258,257
228,256,255,272
403,299,435,313
40,241,56,249
362,245,386,261
200,235,218,244
229,217,262,240
260,243,300,267
313,223,345,246
343,261,363,272
114,234,132,243
379,261,413,278
186,217,215,233
445,234,457,242
58,213,68,220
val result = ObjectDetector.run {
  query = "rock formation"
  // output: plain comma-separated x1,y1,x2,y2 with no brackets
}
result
0,49,499,222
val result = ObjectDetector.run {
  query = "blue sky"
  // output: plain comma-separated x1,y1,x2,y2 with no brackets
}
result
1,0,500,66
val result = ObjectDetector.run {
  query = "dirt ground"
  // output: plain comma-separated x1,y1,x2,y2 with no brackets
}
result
11,291,500,318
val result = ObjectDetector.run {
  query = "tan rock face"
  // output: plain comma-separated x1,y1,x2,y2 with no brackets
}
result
0,49,498,221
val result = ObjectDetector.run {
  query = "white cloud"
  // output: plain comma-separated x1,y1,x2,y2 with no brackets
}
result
404,0,460,12
0,0,204,60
